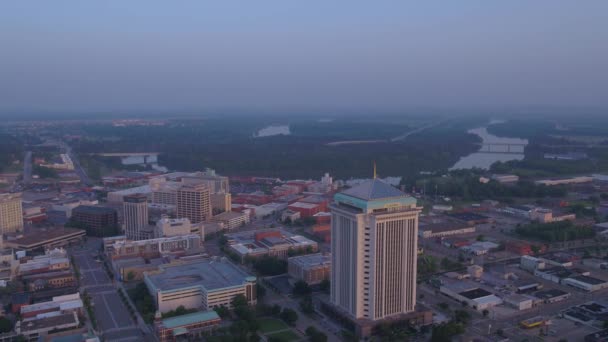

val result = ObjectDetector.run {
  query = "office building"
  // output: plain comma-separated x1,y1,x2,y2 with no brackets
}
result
211,193,231,214
330,179,420,321
103,234,202,260
177,184,211,224
211,211,249,230
156,217,193,237
181,170,229,193
71,205,118,237
144,258,257,313
288,253,331,285
226,229,318,260
123,193,149,240
0,192,24,233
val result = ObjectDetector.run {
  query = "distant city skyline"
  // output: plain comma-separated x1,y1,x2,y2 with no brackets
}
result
1,1,607,114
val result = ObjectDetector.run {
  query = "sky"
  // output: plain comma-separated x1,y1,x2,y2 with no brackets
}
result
1,1,607,115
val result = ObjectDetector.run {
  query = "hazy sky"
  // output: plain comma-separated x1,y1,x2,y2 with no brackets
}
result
1,1,607,114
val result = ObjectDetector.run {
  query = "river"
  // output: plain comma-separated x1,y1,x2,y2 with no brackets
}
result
450,125,528,170
255,125,291,137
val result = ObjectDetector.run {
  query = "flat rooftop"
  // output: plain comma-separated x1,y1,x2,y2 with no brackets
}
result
161,310,220,329
448,212,489,221
146,259,254,292
288,253,331,268
19,313,78,331
570,275,608,285
6,228,85,247
459,288,493,300
212,211,246,220
534,289,569,299
72,205,116,215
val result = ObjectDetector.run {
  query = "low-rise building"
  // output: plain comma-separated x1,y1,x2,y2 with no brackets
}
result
226,229,318,260
288,253,331,285
144,258,257,313
156,217,195,237
22,270,76,291
4,228,85,251
504,294,533,311
439,282,502,311
534,267,576,284
563,275,608,292
287,201,322,218
20,293,82,319
104,234,202,260
533,289,570,303
155,310,221,342
16,312,80,340
491,174,519,183
535,176,594,186
281,210,301,223
520,255,546,272
418,218,476,239
18,248,71,276
210,211,249,230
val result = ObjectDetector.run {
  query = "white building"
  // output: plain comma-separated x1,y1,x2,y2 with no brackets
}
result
562,275,608,292
156,217,194,237
330,179,420,321
123,193,149,240
211,211,250,230
144,258,256,313
520,255,546,272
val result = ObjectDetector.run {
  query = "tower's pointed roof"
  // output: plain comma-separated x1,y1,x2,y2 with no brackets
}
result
341,179,405,201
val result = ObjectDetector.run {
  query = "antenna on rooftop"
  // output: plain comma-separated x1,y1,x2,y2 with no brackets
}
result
373,161,377,179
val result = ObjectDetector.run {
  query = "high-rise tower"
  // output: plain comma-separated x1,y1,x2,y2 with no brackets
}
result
0,192,24,234
123,193,149,240
176,184,211,224
330,179,420,321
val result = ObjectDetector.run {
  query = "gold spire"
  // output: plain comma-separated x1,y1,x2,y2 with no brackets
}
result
373,161,377,179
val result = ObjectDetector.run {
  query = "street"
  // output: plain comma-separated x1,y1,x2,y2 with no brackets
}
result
69,239,144,341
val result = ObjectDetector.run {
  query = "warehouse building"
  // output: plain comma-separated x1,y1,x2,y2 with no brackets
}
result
563,275,608,292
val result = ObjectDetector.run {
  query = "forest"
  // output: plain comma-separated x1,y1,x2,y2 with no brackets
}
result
70,116,484,179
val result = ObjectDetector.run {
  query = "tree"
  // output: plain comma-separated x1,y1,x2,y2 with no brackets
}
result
319,279,330,293
300,296,315,314
453,310,471,324
0,317,12,333
280,308,298,326
431,321,465,342
249,334,261,342
214,305,231,319
126,271,135,282
292,280,312,296
482,309,489,317
476,234,485,242
306,326,328,342
231,294,248,308
256,283,266,299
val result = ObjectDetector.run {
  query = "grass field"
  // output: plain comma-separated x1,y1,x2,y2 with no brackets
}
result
265,330,301,341
258,318,290,334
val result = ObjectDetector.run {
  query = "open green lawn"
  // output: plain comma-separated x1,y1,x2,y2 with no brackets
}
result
258,318,290,334
265,330,301,342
